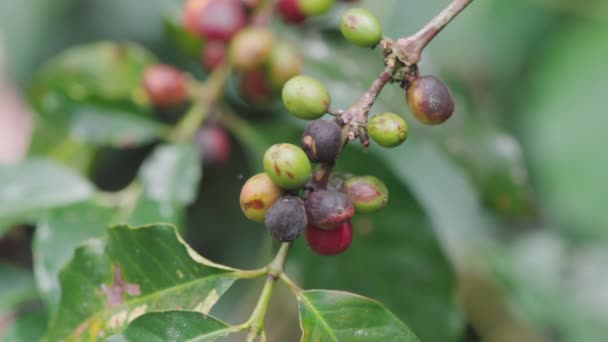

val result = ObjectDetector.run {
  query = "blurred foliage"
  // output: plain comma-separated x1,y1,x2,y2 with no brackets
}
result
1,0,608,341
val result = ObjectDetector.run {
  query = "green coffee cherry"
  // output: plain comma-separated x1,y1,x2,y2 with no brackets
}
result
340,8,383,48
282,75,331,120
298,0,335,16
263,143,312,189
239,173,283,223
229,27,274,72
343,175,388,213
367,112,408,147
269,42,303,91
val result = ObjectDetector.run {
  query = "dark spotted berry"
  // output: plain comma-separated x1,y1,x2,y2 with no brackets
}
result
142,64,188,107
343,175,388,213
406,75,455,125
265,196,307,241
340,8,383,48
306,221,353,256
302,120,342,163
263,143,312,189
305,189,355,229
240,173,283,223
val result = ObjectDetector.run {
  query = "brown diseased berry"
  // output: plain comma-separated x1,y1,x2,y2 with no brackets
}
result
305,189,355,229
142,64,188,107
343,175,388,213
305,221,353,256
265,196,307,242
406,75,455,125
302,120,342,163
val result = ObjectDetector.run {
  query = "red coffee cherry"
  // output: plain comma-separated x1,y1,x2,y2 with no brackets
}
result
305,221,353,256
201,41,227,70
406,75,455,125
240,69,273,104
301,119,342,163
305,189,355,229
184,0,247,42
265,196,307,242
196,126,231,165
142,64,188,107
277,0,307,24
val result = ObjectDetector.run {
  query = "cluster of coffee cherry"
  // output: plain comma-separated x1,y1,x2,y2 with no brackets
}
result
240,7,456,256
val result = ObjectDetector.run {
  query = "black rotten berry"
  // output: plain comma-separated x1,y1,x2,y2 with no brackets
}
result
406,75,455,125
305,189,355,229
302,120,342,163
265,196,307,242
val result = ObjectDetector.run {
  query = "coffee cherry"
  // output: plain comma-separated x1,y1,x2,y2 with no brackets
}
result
406,75,455,125
305,221,353,256
229,27,274,72
367,112,408,147
343,176,388,213
277,0,307,24
184,0,246,42
302,120,342,163
265,196,307,241
268,42,303,91
240,69,273,104
298,0,335,16
240,173,283,223
196,126,231,165
201,41,226,70
305,189,355,229
340,8,383,48
142,64,188,107
282,75,331,120
263,143,312,189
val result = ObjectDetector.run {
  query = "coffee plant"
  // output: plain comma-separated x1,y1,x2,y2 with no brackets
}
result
1,0,502,341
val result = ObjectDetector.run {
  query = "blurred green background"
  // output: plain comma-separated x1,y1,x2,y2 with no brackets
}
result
1,0,608,341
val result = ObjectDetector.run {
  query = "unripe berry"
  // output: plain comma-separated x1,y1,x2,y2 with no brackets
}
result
343,176,388,213
269,42,303,91
201,41,226,71
240,69,273,104
298,0,335,16
282,75,331,120
305,221,353,256
265,196,307,242
263,143,312,189
240,173,283,223
305,189,355,229
406,75,455,125
142,64,188,107
302,120,342,163
367,112,408,147
184,0,246,42
277,0,307,24
340,8,383,48
196,126,231,165
229,27,274,72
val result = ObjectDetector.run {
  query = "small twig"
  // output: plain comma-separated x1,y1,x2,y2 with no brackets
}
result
394,0,473,65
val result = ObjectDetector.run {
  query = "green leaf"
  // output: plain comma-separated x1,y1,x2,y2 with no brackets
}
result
0,263,37,315
107,311,232,342
2,311,48,342
298,290,419,342
139,144,202,206
29,42,162,150
46,224,236,341
33,201,118,313
0,158,93,235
